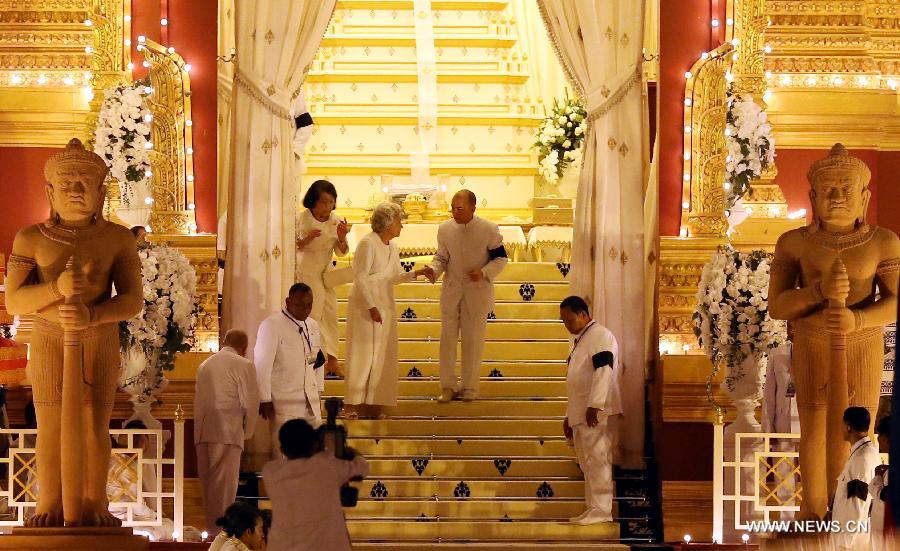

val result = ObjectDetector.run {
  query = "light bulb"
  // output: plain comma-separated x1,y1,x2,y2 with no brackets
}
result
10,74,23,85
764,45,772,54
145,141,153,149
679,227,688,238
127,62,134,70
858,76,869,86
381,186,389,193
144,197,154,205
144,114,153,122
723,182,732,190
731,38,740,46
724,128,732,137
780,75,792,86
187,175,195,182
682,201,690,209
684,71,693,79
37,75,48,85
124,15,132,22
142,61,150,68
763,90,773,102
144,225,152,233
683,152,691,161
701,52,709,60
684,126,691,134
887,79,897,90
84,19,93,26
144,86,153,94
183,63,192,72
84,46,93,54
833,76,844,86
160,18,168,26
806,76,817,86
682,344,690,352
683,173,690,181
145,170,152,177
201,531,208,541
124,39,131,46
138,35,146,43
186,147,193,154
726,18,734,25
742,533,750,543
189,224,197,232
765,71,773,79
63,76,75,86
711,19,720,28
746,206,754,215
725,71,734,83
168,47,175,54
684,98,692,107
188,203,196,210
684,534,692,543
185,119,193,127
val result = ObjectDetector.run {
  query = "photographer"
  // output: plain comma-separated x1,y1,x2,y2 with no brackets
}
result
262,418,367,551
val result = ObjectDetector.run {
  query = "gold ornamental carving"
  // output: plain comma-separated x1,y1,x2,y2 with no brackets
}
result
683,43,733,238
727,0,768,95
140,39,198,235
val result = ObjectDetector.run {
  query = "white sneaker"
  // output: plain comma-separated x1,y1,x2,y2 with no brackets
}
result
438,389,456,403
573,509,613,525
458,389,477,402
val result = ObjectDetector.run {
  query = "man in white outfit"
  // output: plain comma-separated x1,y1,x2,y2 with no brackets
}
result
560,296,622,525
255,283,326,459
194,329,259,534
423,190,508,402
831,406,880,550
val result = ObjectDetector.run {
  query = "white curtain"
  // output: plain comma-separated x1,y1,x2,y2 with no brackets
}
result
217,0,236,256
223,0,337,341
537,0,648,468
509,0,568,113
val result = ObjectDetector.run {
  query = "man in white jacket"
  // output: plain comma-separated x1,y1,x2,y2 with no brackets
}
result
194,329,259,534
255,283,326,458
831,406,880,549
423,190,508,402
560,296,622,525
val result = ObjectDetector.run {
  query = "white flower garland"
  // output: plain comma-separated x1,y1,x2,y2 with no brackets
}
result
93,82,153,209
534,95,587,184
693,246,787,391
724,91,775,209
119,245,197,402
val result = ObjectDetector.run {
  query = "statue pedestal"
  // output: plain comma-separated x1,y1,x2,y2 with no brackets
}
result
0,527,148,550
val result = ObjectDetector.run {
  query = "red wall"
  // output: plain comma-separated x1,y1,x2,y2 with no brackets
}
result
0,148,55,254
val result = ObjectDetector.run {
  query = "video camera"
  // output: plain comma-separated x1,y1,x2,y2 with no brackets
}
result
319,397,360,508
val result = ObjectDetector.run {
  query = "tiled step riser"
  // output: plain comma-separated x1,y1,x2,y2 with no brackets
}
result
337,284,572,303
347,500,589,519
332,260,572,283
336,340,568,360
366,459,580,478
347,438,572,457
325,379,566,398
339,419,563,437
364,363,567,378
338,302,563,320
351,400,567,417
258,479,588,500
338,321,567,340
344,520,618,540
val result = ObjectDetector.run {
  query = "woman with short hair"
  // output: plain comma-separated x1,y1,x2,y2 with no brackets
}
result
210,501,264,551
295,179,350,376
344,202,429,419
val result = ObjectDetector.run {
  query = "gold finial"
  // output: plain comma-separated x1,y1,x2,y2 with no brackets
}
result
44,138,109,182
806,143,871,187
174,403,185,422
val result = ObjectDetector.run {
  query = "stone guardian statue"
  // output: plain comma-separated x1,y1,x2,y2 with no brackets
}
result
4,139,143,527
768,143,900,520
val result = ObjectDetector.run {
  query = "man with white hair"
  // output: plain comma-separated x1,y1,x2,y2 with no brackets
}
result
422,189,508,402
194,329,259,534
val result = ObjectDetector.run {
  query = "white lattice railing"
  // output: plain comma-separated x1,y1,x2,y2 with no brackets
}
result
712,423,889,543
0,418,184,539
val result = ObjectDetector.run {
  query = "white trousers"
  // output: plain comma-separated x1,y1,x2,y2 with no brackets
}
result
573,421,613,516
196,442,242,534
439,282,493,392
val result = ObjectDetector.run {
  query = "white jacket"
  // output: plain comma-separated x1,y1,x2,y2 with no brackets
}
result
832,436,880,548
193,346,259,448
431,215,508,285
254,311,323,420
566,321,623,427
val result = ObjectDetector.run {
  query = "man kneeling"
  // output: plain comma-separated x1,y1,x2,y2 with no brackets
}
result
262,419,368,551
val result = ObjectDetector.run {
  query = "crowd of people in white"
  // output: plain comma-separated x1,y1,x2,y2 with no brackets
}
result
192,181,624,550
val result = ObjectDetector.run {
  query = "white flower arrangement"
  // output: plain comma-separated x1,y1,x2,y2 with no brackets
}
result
693,246,787,391
534,94,587,184
724,90,775,209
93,80,153,209
119,245,197,402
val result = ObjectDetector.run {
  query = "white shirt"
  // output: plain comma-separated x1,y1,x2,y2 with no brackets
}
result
431,215,508,285
254,311,323,420
870,468,889,534
263,453,369,551
832,436,880,546
565,321,623,427
194,346,259,448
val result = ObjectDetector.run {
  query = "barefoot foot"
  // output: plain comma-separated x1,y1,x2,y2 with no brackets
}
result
81,499,122,527
26,503,63,527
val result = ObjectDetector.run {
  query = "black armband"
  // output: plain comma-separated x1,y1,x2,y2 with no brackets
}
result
592,351,614,370
313,350,326,369
846,479,869,500
488,245,507,260
295,112,314,129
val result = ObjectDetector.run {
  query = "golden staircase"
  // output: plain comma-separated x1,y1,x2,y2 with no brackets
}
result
323,261,628,549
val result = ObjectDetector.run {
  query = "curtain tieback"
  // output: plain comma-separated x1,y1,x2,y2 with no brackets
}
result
585,62,642,120
234,67,292,121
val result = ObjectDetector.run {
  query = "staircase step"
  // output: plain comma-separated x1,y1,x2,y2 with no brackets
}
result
381,362,567,378
337,301,564,320
345,519,619,541
365,458,580,478
337,283,571,302
336,340,569,360
346,498,588,519
338,320,568,340
256,477,587,499
352,545,628,551
366,399,567,417
346,437,572,457
325,379,565,399
339,419,563,437
333,260,572,283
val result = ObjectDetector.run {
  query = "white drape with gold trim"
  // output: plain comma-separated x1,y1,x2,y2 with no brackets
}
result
537,0,648,468
223,0,337,342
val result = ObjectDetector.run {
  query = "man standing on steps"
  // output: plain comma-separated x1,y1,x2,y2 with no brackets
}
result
559,295,622,525
421,189,508,402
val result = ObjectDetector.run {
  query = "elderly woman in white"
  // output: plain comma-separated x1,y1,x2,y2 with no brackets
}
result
345,202,429,419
